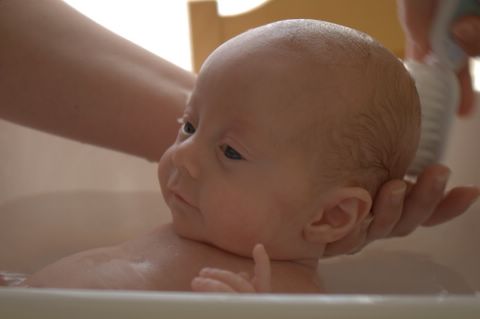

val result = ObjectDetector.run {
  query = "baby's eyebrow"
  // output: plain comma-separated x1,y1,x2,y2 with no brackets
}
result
228,119,256,138
226,120,267,157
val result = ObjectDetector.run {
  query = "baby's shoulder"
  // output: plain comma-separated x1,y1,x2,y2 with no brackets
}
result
123,225,322,293
124,225,238,290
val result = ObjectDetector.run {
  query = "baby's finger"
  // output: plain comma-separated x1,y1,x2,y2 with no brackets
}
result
422,186,480,226
198,268,255,293
237,272,250,280
252,244,271,293
191,277,236,293
392,165,450,236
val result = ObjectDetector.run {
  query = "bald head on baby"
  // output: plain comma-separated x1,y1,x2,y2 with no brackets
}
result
198,19,420,198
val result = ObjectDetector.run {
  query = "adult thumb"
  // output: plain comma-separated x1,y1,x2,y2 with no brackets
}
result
452,15,480,56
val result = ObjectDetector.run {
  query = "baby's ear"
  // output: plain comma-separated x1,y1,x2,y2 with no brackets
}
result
303,187,372,244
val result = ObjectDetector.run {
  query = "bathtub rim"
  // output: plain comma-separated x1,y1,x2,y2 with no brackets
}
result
1,287,479,319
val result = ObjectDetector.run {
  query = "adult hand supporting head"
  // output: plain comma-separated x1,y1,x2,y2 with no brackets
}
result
397,0,480,116
324,164,480,257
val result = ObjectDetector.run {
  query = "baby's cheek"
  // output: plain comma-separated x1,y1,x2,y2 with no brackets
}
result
206,192,258,244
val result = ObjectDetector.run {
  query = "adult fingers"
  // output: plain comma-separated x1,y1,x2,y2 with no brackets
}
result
452,15,480,117
422,186,480,226
367,179,407,241
397,0,436,43
456,63,475,117
452,15,480,57
391,164,450,236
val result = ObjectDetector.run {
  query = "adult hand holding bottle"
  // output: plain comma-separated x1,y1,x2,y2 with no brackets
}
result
397,0,480,116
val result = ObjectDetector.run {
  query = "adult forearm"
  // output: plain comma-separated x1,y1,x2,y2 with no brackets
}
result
0,0,195,162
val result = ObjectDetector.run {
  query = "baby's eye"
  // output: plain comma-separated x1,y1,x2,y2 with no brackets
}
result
221,145,244,160
181,120,196,136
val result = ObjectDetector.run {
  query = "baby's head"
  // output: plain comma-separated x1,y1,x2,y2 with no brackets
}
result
158,20,420,260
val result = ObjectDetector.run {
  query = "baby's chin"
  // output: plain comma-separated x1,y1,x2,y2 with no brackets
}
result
170,218,313,261
170,217,197,238
170,221,252,257
169,217,215,248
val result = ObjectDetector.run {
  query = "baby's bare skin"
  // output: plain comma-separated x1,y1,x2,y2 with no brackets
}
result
21,224,320,293
7,20,424,294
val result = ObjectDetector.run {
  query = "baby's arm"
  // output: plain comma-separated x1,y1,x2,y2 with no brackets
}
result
191,244,271,293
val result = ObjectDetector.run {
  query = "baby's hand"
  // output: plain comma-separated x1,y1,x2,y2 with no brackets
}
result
191,244,271,293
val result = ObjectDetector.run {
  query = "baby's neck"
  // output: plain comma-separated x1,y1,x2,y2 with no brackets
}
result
147,223,322,292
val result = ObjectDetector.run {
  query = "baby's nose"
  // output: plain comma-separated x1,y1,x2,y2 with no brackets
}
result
171,138,200,179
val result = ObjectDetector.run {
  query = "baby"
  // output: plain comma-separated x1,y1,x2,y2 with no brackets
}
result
12,19,420,293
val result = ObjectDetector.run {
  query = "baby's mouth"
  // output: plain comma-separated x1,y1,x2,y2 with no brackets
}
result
170,190,198,210
166,174,198,210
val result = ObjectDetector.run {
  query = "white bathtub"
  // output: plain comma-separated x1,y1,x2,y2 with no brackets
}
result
1,289,479,318
1,92,479,316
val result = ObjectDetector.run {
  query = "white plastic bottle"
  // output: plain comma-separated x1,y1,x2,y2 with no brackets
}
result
405,0,480,176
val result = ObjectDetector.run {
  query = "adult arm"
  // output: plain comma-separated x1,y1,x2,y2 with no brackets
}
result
0,0,195,162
